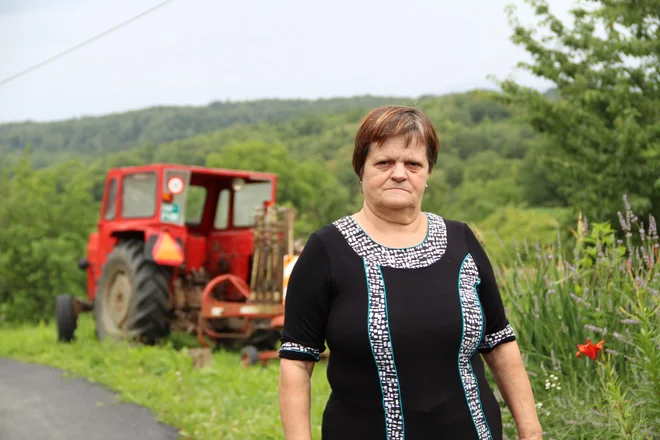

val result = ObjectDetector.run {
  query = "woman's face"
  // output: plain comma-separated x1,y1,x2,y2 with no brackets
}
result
361,134,429,212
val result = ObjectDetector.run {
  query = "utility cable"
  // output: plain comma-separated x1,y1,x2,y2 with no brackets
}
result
0,0,175,87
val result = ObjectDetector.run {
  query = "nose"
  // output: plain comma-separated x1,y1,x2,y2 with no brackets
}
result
391,161,407,182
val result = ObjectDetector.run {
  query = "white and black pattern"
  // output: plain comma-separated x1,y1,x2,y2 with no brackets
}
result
279,341,321,361
458,254,492,440
364,259,404,439
479,324,516,352
332,212,447,269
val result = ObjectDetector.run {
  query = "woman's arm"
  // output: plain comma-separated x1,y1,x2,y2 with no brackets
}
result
482,341,542,439
277,232,332,437
279,358,316,440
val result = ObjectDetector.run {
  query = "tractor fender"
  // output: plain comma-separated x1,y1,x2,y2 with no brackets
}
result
84,232,99,267
82,232,99,300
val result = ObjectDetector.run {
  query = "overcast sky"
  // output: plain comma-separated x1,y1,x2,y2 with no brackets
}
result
0,0,575,124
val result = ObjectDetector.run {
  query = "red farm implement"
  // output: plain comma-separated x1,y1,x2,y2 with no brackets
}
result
55,163,298,366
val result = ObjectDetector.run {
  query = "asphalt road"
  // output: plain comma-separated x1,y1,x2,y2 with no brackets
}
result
0,357,180,440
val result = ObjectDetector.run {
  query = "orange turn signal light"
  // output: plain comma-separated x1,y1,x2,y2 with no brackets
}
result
152,232,184,266
162,193,174,203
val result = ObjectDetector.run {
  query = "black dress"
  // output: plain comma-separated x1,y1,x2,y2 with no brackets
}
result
279,213,516,440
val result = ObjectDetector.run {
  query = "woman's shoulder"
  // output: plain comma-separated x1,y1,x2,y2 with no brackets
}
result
423,212,480,252
298,217,351,252
309,218,347,240
424,212,486,253
423,211,467,234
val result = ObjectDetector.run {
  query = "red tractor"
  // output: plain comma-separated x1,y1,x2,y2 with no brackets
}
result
56,163,297,365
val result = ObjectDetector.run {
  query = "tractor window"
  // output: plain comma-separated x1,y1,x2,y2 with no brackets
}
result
121,172,157,218
234,181,273,227
214,189,229,229
103,178,118,220
185,185,206,224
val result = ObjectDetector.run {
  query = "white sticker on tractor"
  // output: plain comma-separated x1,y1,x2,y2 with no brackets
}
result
167,176,185,194
161,202,181,223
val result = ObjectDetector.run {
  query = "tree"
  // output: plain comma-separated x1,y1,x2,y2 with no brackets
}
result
0,154,97,324
497,0,660,223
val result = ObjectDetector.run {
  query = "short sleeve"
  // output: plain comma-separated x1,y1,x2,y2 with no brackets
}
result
463,222,516,353
278,232,332,362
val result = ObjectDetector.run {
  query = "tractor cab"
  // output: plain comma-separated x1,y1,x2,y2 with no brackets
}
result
66,163,296,362
96,164,279,287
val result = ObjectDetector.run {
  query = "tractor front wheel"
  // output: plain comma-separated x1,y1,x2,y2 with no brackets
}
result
94,240,170,345
56,294,77,342
240,345,260,367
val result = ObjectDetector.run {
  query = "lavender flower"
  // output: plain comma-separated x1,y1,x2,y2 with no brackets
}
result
649,215,657,240
584,324,608,335
613,332,633,345
640,245,651,270
623,194,638,225
635,277,647,289
618,211,628,232
565,262,578,276
571,292,593,308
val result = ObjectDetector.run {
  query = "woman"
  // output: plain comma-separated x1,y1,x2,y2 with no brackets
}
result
278,105,542,440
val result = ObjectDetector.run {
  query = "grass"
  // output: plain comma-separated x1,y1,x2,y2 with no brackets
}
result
0,315,331,440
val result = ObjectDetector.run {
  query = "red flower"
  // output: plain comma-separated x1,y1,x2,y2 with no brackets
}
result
576,339,606,360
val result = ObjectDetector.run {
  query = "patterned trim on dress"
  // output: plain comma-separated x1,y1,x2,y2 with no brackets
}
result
332,212,447,269
458,254,493,440
364,259,404,440
478,324,516,353
332,212,447,439
279,342,321,361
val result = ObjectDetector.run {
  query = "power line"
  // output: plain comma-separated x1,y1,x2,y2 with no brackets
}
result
0,0,175,87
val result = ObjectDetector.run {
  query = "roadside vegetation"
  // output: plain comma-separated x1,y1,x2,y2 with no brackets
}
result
496,200,660,439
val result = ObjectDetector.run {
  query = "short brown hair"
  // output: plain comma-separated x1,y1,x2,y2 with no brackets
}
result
352,105,440,178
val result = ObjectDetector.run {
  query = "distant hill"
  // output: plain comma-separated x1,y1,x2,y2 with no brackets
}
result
0,95,408,168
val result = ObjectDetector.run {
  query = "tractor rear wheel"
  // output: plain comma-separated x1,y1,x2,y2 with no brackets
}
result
94,240,170,345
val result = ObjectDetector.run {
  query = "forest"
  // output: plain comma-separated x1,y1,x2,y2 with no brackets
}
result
0,1,658,438
0,88,574,322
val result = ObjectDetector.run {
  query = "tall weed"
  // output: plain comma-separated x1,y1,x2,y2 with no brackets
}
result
494,196,659,439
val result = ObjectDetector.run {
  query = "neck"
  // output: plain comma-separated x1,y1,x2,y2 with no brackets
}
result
357,200,424,233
